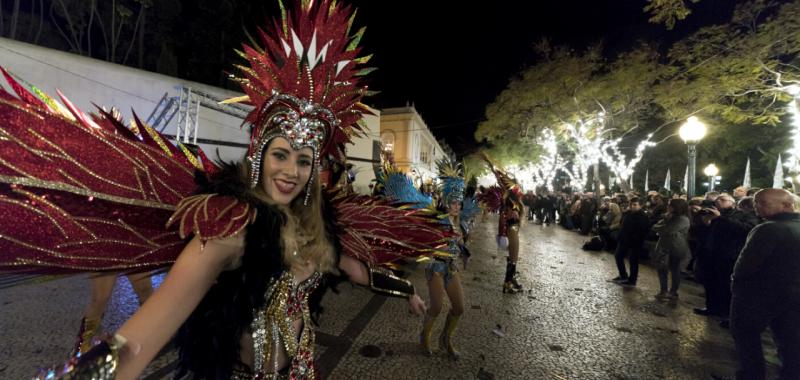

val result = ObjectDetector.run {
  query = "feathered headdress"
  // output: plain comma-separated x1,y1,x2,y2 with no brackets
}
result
436,157,465,205
480,151,523,213
480,151,520,194
375,162,433,210
227,0,373,189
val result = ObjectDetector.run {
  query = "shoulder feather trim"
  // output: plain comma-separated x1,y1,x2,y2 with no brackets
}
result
167,194,257,241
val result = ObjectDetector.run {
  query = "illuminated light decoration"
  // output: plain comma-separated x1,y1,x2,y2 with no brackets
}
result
477,173,496,188
528,128,564,191
600,134,657,183
507,164,536,192
562,113,657,191
562,117,604,190
784,85,800,176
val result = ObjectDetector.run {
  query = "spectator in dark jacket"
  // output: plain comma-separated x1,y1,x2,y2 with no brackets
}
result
686,197,709,274
611,197,651,286
730,189,800,380
579,193,597,235
694,193,760,320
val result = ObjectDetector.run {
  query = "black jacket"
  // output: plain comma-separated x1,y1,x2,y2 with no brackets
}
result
732,212,800,302
705,208,760,265
619,209,650,246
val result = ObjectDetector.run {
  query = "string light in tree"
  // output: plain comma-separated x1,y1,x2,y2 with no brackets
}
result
784,84,800,175
600,134,658,182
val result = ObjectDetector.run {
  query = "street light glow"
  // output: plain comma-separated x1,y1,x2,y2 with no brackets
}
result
703,163,719,177
679,116,707,144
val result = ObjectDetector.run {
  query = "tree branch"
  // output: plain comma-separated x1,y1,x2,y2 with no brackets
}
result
49,2,79,53
121,5,144,65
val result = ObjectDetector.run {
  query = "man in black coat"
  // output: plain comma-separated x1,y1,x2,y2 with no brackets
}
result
579,193,597,235
730,189,800,380
610,197,651,286
695,193,760,319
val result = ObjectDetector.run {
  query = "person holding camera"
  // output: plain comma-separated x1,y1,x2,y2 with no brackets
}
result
694,193,760,323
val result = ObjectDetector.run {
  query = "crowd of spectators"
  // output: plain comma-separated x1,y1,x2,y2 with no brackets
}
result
531,188,761,310
518,185,799,379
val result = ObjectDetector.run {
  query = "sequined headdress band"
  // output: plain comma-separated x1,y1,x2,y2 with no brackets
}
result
246,92,337,190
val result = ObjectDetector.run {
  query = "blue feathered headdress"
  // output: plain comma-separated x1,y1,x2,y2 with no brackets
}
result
375,162,433,209
437,158,465,205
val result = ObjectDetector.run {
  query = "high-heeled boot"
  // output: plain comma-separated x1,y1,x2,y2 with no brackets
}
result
503,259,522,293
419,315,436,356
509,261,523,291
439,313,461,360
73,316,102,356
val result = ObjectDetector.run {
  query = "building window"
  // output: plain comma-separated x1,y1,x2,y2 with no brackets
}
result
380,131,395,153
420,140,431,165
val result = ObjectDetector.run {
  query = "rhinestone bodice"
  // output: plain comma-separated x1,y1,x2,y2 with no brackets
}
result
249,270,322,379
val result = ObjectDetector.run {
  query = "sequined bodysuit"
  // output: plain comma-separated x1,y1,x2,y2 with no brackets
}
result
232,270,322,380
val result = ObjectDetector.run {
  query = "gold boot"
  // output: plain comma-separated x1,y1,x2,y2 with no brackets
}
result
503,281,522,294
439,313,461,360
74,316,102,356
419,315,436,356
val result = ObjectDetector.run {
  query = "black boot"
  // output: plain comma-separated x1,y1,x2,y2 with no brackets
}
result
508,259,523,291
503,259,522,294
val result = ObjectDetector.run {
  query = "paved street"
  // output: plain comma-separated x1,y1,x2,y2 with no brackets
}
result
0,215,780,379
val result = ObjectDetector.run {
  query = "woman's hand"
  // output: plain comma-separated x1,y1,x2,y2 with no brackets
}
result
408,294,427,315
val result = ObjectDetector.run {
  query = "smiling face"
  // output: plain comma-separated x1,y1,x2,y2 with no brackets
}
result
260,137,314,205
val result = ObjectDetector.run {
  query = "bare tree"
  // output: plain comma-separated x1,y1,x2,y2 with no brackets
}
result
8,0,20,39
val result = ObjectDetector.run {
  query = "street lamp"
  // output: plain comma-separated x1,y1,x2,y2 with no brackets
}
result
679,116,707,198
703,163,719,192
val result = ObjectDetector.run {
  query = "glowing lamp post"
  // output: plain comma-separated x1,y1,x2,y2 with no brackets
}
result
679,117,707,198
704,164,719,192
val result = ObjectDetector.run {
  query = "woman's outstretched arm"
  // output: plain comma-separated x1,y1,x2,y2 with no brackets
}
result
115,234,244,380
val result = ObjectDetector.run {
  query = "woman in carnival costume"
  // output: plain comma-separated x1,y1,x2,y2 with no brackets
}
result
478,153,525,294
419,158,480,359
0,1,452,378
372,158,478,359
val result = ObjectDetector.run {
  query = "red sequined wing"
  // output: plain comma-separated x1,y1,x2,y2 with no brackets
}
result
0,71,204,274
0,185,184,273
330,194,451,266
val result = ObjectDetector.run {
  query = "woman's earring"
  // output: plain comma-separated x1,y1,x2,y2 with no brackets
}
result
304,168,315,206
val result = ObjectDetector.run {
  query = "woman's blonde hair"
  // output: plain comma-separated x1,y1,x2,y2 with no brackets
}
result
237,146,336,274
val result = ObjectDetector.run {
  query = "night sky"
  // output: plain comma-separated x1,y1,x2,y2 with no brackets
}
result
339,0,738,156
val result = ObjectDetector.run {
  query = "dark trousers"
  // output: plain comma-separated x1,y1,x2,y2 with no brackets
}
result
563,214,575,230
580,214,593,234
615,241,643,283
731,295,800,380
701,257,735,316
544,208,556,224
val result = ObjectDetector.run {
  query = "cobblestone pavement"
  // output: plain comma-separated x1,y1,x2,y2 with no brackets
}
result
0,215,780,379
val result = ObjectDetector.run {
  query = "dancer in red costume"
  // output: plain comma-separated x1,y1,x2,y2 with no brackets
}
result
0,1,451,378
478,153,525,294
